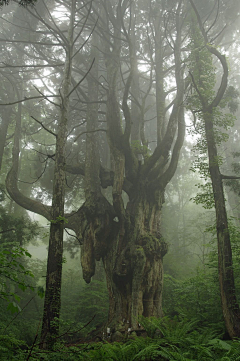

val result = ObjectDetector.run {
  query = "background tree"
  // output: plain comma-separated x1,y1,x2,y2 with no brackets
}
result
187,0,240,338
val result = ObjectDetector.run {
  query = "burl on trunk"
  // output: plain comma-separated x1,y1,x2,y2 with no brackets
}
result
77,184,168,334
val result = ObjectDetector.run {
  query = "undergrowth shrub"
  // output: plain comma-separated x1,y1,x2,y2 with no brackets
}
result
2,317,240,361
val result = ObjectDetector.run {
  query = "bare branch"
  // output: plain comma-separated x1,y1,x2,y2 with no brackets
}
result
0,38,63,46
0,62,64,69
222,175,240,180
67,58,95,98
33,85,60,107
0,95,60,107
64,228,81,243
30,116,57,137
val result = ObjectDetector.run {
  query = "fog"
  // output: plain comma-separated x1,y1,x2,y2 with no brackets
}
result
0,0,240,358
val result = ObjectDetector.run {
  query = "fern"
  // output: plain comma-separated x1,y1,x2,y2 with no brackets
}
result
123,337,154,360
133,344,174,360
87,342,133,361
139,316,198,346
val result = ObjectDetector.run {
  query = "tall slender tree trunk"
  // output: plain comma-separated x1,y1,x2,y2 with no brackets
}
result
189,0,240,337
40,0,76,348
204,111,240,338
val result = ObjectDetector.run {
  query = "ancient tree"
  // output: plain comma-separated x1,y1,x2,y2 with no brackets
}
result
188,0,240,338
2,0,187,340
3,0,237,342
66,0,186,333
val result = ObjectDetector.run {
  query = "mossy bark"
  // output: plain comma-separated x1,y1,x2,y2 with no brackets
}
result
188,3,240,337
75,180,168,333
104,189,167,332
204,111,240,338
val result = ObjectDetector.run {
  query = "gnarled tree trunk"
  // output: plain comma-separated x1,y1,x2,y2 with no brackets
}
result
104,189,167,332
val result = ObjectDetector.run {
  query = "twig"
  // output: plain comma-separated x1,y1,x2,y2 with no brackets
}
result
67,58,95,98
64,229,81,244
0,95,60,106
31,116,57,137
33,85,60,107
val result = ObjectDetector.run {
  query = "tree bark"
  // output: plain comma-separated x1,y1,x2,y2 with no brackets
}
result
40,0,76,348
74,0,184,335
204,111,240,338
103,187,167,332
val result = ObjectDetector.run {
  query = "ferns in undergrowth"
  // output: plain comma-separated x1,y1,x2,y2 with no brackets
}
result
73,318,240,361
83,326,240,361
2,318,240,360
139,316,198,343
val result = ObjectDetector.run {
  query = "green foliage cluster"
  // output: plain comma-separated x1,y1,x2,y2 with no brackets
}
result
0,197,44,313
50,215,68,225
0,205,39,247
0,246,34,313
192,182,215,209
131,140,150,158
186,20,236,209
186,18,215,110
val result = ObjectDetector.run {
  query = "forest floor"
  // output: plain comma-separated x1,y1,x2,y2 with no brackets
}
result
1,317,240,360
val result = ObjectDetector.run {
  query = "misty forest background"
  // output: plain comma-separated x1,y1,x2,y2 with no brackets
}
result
1,0,240,360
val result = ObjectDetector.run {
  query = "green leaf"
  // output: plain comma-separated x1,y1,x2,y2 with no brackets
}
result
18,283,26,292
2,250,10,255
208,338,232,351
7,301,21,314
24,251,32,258
13,294,21,302
37,286,45,299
